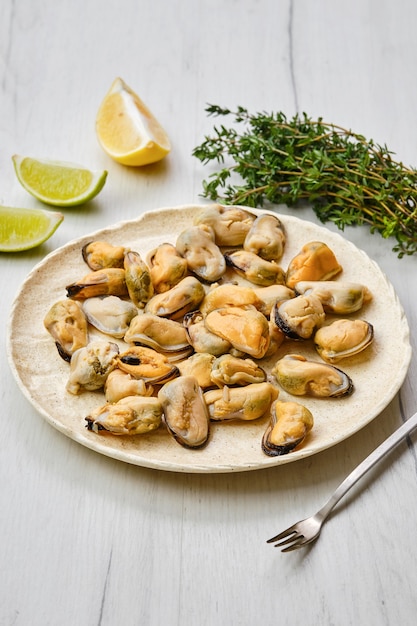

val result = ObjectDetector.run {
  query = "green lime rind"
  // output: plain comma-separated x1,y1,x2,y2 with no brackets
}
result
12,155,108,207
0,206,64,252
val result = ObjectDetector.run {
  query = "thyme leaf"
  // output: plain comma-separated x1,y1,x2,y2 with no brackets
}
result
193,104,417,257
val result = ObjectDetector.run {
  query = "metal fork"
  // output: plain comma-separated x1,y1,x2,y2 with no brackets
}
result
267,409,417,552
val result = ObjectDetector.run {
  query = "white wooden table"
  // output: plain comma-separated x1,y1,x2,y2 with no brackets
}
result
1,1,417,624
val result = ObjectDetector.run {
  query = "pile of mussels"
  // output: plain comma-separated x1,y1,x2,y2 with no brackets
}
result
43,205,374,457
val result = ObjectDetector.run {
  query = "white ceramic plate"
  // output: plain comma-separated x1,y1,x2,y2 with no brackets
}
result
7,204,411,473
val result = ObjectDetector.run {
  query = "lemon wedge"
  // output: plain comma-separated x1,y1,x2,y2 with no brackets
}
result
12,155,108,207
0,206,63,252
96,77,171,166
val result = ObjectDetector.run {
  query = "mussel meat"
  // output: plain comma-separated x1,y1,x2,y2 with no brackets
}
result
262,400,314,456
82,241,127,271
66,340,119,395
271,354,353,398
253,284,295,316
210,354,266,387
44,299,89,362
116,345,180,384
66,268,128,300
225,249,286,287
85,395,163,435
82,295,137,338
199,283,262,316
243,214,286,261
144,276,205,320
158,375,210,448
294,280,373,314
314,319,374,363
176,224,226,283
124,313,193,360
286,241,342,289
193,204,256,246
176,352,216,389
104,369,154,403
183,310,231,356
146,243,188,293
205,306,270,359
124,251,154,308
273,294,325,340
204,382,279,421
264,318,286,357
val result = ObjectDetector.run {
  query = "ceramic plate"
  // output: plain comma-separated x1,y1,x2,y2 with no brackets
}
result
7,204,411,473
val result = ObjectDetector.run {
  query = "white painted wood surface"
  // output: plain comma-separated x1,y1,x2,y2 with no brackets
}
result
1,1,417,624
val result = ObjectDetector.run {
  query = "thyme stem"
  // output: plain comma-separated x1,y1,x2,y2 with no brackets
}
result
193,105,417,257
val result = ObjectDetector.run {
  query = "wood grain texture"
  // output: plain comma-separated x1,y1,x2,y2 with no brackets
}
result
1,1,417,625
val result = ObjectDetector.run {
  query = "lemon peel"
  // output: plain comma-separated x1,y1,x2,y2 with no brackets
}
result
96,77,171,166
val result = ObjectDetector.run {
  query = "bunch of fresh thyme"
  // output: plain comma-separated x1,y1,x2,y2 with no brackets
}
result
192,104,417,257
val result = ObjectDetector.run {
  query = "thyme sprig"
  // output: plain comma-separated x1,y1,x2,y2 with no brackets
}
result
193,104,417,257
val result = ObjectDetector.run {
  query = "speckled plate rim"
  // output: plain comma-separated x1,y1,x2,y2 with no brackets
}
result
6,204,412,473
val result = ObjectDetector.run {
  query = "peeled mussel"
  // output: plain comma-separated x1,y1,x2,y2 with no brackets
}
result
286,241,342,289
243,213,286,261
183,310,231,356
205,306,270,359
116,345,179,384
43,299,88,362
177,353,216,389
262,400,314,456
176,224,226,283
225,249,286,287
314,319,374,363
272,354,353,398
82,241,127,270
146,243,188,293
158,375,210,448
265,317,286,357
199,283,262,316
294,280,373,314
104,369,154,403
253,284,295,316
124,250,154,308
273,294,325,340
193,204,256,246
85,395,163,435
204,382,279,421
144,276,205,320
124,313,193,360
82,295,137,338
210,354,266,387
66,340,120,395
66,268,128,300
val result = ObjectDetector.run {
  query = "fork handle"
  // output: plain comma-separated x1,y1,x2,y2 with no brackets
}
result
317,410,417,521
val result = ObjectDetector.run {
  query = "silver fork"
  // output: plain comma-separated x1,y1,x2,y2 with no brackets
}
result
267,409,417,552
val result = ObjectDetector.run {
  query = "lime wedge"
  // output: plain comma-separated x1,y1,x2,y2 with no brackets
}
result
12,155,107,207
0,206,64,252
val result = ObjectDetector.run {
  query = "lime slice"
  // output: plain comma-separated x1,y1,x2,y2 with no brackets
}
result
12,155,108,207
96,77,171,166
0,205,64,252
